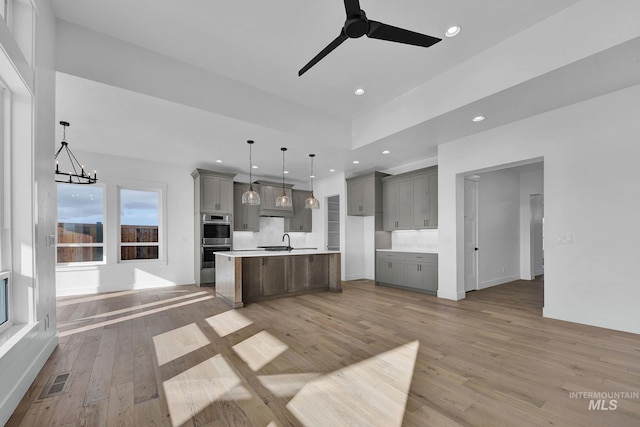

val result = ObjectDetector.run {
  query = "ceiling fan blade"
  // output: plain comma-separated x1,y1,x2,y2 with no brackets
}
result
343,0,362,17
367,20,441,48
298,31,349,76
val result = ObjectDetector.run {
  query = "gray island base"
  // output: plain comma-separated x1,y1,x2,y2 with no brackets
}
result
215,250,342,308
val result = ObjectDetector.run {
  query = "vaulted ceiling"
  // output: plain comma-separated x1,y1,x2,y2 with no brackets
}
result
51,0,640,185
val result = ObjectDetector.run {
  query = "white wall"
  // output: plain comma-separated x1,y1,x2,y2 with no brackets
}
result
391,230,438,253
312,173,347,280
477,169,521,289
233,216,321,250
438,83,640,334
56,151,195,296
519,169,544,279
0,0,59,424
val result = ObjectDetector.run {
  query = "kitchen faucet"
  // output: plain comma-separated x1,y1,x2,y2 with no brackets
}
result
282,233,292,250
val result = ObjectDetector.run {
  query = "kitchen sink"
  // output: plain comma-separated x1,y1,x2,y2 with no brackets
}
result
258,245,293,251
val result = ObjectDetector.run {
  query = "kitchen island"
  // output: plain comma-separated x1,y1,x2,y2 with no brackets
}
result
215,250,341,308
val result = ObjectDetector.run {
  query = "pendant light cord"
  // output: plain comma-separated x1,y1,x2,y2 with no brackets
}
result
249,142,253,182
281,148,286,190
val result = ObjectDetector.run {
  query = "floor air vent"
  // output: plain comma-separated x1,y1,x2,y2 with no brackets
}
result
39,372,72,399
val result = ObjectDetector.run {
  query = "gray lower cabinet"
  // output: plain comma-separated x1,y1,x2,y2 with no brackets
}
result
242,254,331,302
262,257,287,296
242,257,263,300
376,251,438,294
233,182,260,231
308,255,329,288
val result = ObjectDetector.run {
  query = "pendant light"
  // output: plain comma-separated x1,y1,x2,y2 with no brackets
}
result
241,140,261,205
275,147,292,208
305,154,320,209
54,121,97,184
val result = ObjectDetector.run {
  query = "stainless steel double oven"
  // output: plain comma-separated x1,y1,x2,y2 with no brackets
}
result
200,213,232,284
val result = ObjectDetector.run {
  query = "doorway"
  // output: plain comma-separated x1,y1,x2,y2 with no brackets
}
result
530,194,544,277
464,178,479,292
327,195,340,250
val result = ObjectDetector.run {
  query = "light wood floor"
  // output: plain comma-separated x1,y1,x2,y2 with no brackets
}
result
8,278,640,426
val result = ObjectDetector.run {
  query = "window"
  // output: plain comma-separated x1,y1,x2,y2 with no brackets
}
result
0,272,8,328
119,188,161,261
56,184,105,264
1,86,11,334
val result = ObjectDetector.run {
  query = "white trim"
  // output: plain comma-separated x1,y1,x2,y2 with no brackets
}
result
116,184,167,264
544,305,640,335
478,274,521,290
0,328,57,426
55,182,106,265
0,270,9,334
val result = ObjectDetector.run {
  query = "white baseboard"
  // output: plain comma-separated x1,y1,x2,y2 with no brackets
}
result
544,306,640,334
479,274,520,290
0,330,58,426
438,289,465,300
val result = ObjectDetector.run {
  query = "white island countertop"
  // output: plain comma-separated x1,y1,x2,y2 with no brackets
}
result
376,249,438,254
219,249,341,258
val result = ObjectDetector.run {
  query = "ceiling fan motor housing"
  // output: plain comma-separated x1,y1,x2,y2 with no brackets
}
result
345,10,368,38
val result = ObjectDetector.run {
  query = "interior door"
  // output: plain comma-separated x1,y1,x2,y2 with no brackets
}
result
464,178,479,292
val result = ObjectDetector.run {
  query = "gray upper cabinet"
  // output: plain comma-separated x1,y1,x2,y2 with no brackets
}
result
382,166,437,231
382,176,411,231
347,172,387,216
256,181,294,217
411,169,438,229
192,169,235,214
233,182,260,231
285,190,312,232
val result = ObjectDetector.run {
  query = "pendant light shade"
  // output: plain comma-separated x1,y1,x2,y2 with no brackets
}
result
241,140,261,205
305,154,320,209
275,147,292,208
54,121,97,184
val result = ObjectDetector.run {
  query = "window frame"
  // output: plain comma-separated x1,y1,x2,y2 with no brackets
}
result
55,182,107,266
0,270,9,335
117,184,166,264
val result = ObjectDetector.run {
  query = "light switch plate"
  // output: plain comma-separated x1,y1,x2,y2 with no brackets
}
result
557,235,573,244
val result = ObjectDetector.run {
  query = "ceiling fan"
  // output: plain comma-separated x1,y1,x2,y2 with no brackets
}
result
298,0,442,76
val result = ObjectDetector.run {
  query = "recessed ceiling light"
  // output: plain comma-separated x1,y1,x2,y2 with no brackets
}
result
352,160,360,164
310,175,315,178
329,169,335,172
445,25,461,37
382,150,390,154
472,115,485,122
284,170,289,174
215,159,223,163
354,88,365,96
252,165,259,169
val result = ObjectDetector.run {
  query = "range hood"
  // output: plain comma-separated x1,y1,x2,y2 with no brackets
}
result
256,181,294,217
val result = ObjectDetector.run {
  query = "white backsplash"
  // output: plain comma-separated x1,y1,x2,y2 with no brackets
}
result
233,217,320,250
391,229,438,252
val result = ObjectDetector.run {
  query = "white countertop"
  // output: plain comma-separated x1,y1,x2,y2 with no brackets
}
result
376,249,438,254
218,250,341,258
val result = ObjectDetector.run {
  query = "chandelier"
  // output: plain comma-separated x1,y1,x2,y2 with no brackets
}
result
55,121,97,184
